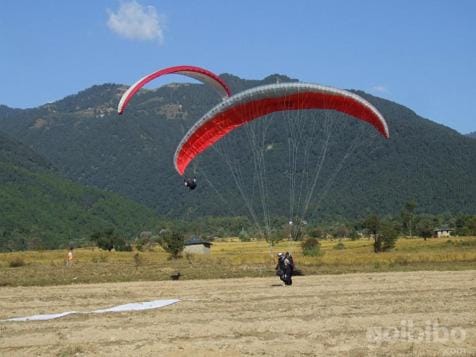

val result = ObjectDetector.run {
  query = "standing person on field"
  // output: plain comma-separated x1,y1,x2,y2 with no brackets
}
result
283,252,294,285
66,247,74,267
275,253,285,283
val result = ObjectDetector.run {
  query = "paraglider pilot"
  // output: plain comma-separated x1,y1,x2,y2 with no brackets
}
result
276,252,285,281
276,252,294,285
284,252,294,285
184,177,197,190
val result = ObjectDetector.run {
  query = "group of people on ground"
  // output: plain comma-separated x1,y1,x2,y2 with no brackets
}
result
275,252,294,286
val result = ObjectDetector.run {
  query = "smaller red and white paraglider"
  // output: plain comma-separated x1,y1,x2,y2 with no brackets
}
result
117,65,231,115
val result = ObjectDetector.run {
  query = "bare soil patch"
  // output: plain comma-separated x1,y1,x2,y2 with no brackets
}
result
0,270,474,356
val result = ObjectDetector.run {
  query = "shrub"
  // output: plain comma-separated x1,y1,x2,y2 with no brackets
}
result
159,230,185,259
9,257,26,267
308,226,324,239
349,230,360,241
135,237,147,252
415,217,433,240
301,237,321,256
265,229,284,246
365,215,400,253
91,230,115,251
380,222,399,252
334,226,350,239
97,237,114,251
114,238,133,252
290,224,305,241
334,241,345,250
91,229,131,251
239,228,251,242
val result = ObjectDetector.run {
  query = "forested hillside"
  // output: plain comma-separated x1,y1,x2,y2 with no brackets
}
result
0,132,160,250
0,74,475,224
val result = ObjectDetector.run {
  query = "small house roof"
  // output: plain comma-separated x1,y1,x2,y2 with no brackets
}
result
433,226,453,232
184,236,213,246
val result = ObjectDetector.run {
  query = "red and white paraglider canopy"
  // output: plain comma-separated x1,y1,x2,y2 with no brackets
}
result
174,82,389,175
118,65,231,114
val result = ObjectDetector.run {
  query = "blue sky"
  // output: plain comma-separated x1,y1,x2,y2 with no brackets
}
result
1,0,475,133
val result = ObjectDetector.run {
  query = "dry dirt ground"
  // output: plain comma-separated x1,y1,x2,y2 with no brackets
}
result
0,270,475,356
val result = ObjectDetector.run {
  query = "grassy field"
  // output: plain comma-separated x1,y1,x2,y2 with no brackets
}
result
0,237,475,286
2,271,475,356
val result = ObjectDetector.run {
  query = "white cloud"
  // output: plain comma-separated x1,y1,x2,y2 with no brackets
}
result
370,85,390,94
107,1,165,43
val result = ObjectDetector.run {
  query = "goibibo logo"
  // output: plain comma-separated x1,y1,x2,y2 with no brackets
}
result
366,320,466,346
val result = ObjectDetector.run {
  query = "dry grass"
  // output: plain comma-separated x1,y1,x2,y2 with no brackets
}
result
2,271,475,356
0,237,475,286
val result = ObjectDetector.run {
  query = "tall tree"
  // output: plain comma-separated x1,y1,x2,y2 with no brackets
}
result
415,216,433,240
159,230,185,259
362,214,380,252
401,201,416,237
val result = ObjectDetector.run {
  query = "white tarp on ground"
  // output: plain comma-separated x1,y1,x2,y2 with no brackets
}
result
6,311,77,322
3,299,179,322
91,299,179,313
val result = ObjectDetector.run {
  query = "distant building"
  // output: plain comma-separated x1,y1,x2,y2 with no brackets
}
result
433,226,453,238
184,236,213,254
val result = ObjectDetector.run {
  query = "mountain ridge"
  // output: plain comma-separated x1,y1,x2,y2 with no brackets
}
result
0,74,474,222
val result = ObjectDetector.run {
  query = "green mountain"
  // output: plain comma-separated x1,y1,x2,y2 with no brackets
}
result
467,131,476,139
0,132,159,250
0,75,475,225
